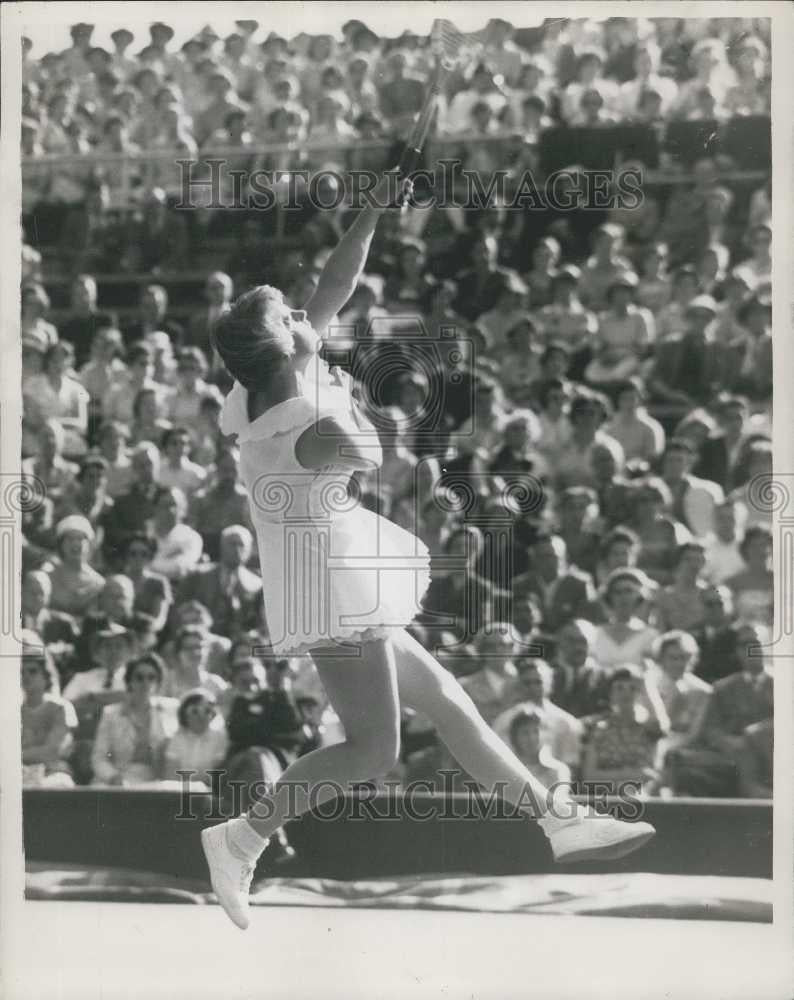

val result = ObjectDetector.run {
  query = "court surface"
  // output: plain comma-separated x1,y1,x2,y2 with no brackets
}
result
8,899,788,1000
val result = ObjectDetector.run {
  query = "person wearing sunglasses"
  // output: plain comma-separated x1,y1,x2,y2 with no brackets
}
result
91,652,178,786
164,689,228,788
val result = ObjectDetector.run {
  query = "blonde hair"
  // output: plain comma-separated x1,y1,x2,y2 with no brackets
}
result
212,285,296,390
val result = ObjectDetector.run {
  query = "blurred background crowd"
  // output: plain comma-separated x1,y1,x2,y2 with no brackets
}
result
19,15,773,809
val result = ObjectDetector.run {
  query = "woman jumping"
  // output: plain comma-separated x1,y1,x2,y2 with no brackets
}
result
202,173,655,929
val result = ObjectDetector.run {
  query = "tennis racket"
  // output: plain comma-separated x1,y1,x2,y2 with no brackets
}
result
397,19,466,180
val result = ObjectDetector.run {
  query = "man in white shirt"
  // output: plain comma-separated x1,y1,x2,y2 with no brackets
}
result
148,487,204,581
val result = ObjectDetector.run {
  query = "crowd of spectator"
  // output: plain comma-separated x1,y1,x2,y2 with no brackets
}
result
19,16,773,808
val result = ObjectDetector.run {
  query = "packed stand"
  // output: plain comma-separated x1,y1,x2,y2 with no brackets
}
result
20,16,772,802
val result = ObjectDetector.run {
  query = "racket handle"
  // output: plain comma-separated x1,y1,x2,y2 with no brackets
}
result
398,146,423,179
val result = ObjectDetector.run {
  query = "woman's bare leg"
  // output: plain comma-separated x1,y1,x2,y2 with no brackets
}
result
244,636,400,840
390,629,571,819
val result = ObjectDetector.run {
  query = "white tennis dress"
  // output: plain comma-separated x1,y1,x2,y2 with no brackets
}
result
220,356,431,656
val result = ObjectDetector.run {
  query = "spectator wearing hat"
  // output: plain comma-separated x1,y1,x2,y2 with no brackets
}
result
109,28,136,81
164,689,229,786
592,568,659,671
148,22,181,79
47,515,105,618
176,525,264,639
91,652,179,786
585,272,654,386
649,294,734,421
513,532,601,634
604,377,665,463
21,634,78,788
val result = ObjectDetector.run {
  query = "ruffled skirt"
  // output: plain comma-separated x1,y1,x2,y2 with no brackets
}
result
256,506,431,657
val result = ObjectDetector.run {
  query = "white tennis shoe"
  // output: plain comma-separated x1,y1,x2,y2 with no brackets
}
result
544,812,656,864
201,824,261,930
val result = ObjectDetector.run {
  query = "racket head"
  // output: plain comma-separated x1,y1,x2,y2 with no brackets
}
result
431,18,465,70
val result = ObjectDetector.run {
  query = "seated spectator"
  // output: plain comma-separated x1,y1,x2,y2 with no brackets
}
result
443,63,507,135
95,420,133,499
703,500,746,584
148,487,204,582
489,410,548,497
738,718,773,798
729,440,773,529
121,533,172,629
690,585,740,684
21,570,79,648
129,188,190,272
580,665,664,794
550,618,611,717
177,525,263,639
534,377,572,462
91,653,179,786
577,224,633,313
188,446,251,561
187,271,233,357
661,436,724,540
382,238,436,309
419,525,498,640
650,296,736,423
513,532,600,633
445,377,511,476
535,266,598,362
103,442,162,566
654,265,699,340
452,235,520,322
24,341,89,459
103,342,170,426
592,568,659,670
603,378,665,463
218,653,267,719
585,274,654,386
506,708,572,788
619,41,678,117
123,284,184,348
163,689,229,787
591,438,636,530
161,624,229,701
521,237,560,310
47,515,105,618
653,542,710,632
21,282,58,355
696,622,773,794
97,574,136,628
560,47,619,124
635,243,672,315
595,527,640,588
58,274,117,368
694,394,752,492
157,426,207,493
555,486,601,577
22,418,78,506
224,656,307,808
129,386,173,448
630,477,692,586
725,525,774,628
459,626,522,726
493,657,583,770
168,347,222,429
553,390,622,490
77,327,127,420
21,634,77,788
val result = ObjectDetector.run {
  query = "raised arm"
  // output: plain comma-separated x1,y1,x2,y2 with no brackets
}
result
304,172,409,336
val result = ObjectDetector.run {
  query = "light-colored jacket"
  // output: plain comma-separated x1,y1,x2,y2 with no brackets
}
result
91,697,179,784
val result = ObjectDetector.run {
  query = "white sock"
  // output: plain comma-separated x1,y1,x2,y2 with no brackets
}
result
225,816,269,862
